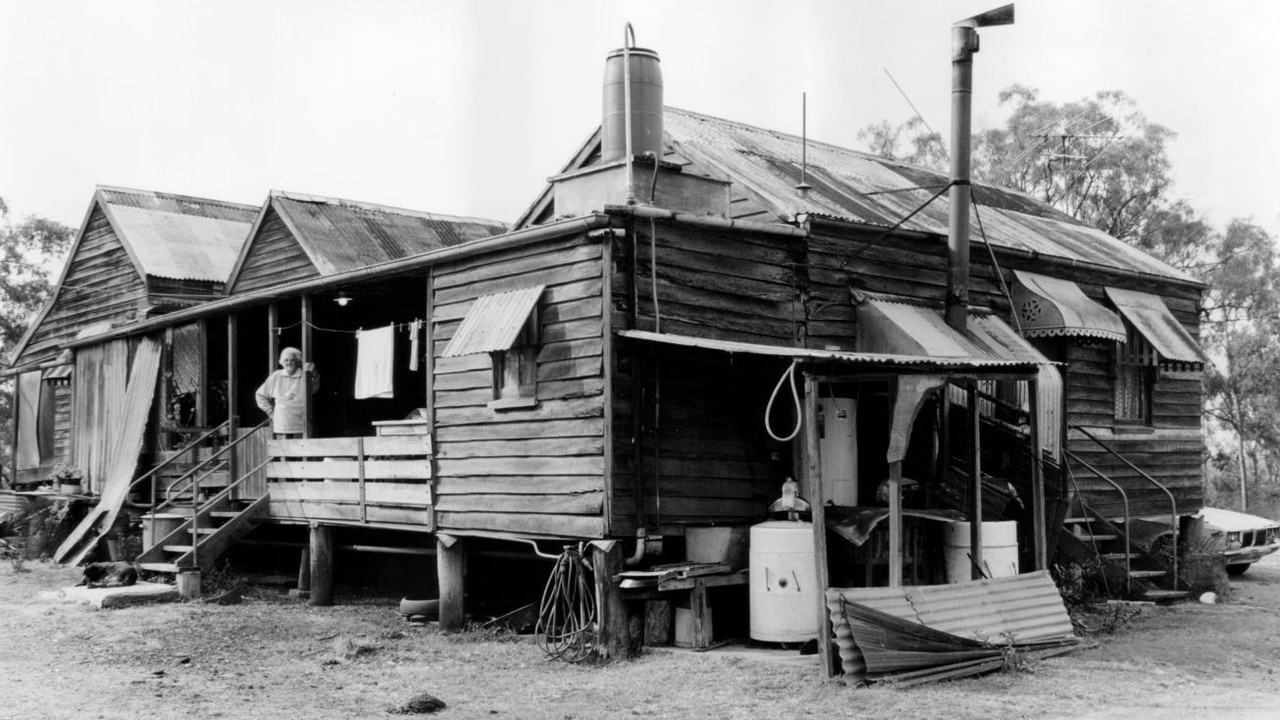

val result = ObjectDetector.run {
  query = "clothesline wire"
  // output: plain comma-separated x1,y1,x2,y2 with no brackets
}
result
272,319,422,336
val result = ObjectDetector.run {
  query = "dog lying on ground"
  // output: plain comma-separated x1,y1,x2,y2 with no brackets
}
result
78,561,138,588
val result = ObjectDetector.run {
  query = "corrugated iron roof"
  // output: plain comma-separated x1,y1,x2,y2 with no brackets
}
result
660,108,1198,285
442,285,546,357
97,186,258,282
855,297,1051,366
272,191,508,276
617,329,1039,371
1012,270,1127,342
1104,287,1207,365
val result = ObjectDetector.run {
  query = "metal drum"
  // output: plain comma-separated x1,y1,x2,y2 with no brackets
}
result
749,520,819,642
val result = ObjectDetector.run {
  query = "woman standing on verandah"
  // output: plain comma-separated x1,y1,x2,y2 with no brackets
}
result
254,347,319,438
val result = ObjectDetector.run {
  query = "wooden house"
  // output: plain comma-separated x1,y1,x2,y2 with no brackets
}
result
7,186,258,489
6,41,1207,664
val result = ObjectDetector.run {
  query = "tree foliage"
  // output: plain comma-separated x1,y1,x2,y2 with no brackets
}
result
0,199,73,484
863,86,1280,511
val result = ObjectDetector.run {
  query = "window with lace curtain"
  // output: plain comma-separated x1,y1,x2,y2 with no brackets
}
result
1114,323,1154,425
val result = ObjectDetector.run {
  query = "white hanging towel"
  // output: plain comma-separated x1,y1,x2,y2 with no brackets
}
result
355,324,395,399
409,319,421,372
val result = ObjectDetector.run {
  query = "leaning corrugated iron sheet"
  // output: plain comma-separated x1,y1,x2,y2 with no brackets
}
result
273,191,508,276
663,108,1197,284
825,571,1081,686
98,186,258,282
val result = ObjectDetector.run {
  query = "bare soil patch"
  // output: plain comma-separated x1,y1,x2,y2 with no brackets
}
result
2,556,1279,720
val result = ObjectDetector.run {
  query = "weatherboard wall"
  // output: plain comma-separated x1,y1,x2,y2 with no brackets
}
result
429,233,609,539
228,208,320,295
12,205,149,368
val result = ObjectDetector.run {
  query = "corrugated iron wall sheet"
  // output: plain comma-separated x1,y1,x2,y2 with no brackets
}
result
825,570,1076,648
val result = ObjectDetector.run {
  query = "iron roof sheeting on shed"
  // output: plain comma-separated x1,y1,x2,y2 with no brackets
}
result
617,329,1038,372
660,108,1198,285
1011,270,1127,342
97,186,258,282
272,191,508,276
1104,287,1207,365
442,285,546,358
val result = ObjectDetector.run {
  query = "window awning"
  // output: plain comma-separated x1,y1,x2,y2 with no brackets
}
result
855,296,1052,367
1011,271,1126,342
1104,287,1207,366
441,284,545,358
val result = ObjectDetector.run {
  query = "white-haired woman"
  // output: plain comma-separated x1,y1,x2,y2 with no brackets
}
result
255,347,319,438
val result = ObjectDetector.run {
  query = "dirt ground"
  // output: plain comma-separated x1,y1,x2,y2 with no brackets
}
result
2,555,1279,720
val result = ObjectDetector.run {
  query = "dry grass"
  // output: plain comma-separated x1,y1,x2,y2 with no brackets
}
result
2,559,1279,719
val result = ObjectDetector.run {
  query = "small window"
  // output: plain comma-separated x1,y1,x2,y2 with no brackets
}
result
439,284,546,413
488,309,540,411
1114,323,1154,425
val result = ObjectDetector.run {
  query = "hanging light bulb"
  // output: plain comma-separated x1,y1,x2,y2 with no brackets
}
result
334,291,352,307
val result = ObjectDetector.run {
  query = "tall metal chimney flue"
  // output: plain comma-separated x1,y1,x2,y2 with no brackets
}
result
945,4,1014,333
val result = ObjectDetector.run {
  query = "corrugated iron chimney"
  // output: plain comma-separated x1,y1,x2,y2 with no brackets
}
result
601,25,664,166
945,4,1014,333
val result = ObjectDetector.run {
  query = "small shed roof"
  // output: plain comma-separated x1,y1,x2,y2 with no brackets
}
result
268,191,509,276
97,186,258,282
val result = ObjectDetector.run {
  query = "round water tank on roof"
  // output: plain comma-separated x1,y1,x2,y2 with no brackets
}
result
602,46,663,163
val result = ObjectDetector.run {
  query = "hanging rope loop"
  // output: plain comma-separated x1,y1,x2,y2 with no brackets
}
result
764,359,803,442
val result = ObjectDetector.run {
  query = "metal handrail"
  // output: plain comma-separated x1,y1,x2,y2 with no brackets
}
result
1069,425,1179,586
167,457,273,570
159,419,270,508
126,420,231,507
1063,449,1132,597
142,419,269,557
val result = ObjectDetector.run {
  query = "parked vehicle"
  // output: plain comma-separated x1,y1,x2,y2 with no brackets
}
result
1199,507,1280,575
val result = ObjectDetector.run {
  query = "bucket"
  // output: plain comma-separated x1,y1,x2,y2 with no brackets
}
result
674,605,712,648
141,513,185,548
943,520,1019,582
685,526,748,569
176,568,201,600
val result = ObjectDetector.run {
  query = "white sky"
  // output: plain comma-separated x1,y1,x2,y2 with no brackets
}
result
2,0,1277,238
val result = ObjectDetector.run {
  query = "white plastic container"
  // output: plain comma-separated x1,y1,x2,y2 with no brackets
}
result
943,520,1020,583
749,520,819,642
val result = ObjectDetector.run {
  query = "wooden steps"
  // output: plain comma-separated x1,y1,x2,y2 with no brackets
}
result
136,493,269,574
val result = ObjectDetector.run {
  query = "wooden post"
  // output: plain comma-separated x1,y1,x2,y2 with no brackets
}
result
592,541,630,660
888,460,903,587
1029,375,1046,571
804,374,834,678
423,271,435,428
226,313,239,427
267,303,280,372
437,534,466,632
308,523,334,606
301,294,313,439
968,381,983,580
196,317,210,427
